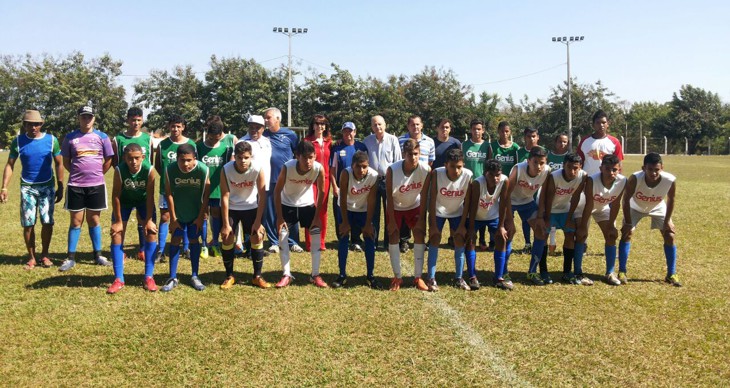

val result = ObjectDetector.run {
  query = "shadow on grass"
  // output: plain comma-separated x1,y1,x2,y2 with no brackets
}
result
0,253,70,267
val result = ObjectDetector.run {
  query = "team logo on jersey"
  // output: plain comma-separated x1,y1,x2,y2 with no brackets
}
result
479,198,494,209
76,148,100,157
175,177,201,186
398,182,422,193
496,155,514,163
635,191,663,203
229,179,254,188
202,155,223,166
466,150,488,159
167,151,177,161
440,187,465,197
593,194,617,204
72,138,80,144
518,180,540,190
555,187,575,196
124,178,146,189
290,178,314,185
350,185,372,195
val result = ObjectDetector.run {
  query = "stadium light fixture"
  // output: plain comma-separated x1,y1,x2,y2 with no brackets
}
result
273,26,309,127
552,35,585,149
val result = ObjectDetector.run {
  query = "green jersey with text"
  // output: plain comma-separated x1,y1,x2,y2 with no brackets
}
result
196,134,234,200
158,137,196,194
116,132,152,163
463,140,490,179
118,160,152,207
489,141,520,176
166,161,208,224
547,151,567,172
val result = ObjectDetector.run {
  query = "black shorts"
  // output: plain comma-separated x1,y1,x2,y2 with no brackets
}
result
282,204,315,229
228,208,257,236
65,184,108,212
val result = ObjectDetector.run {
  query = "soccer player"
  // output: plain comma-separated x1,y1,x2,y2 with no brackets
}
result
106,144,159,294
514,127,541,253
273,140,327,288
468,159,512,290
546,133,571,254
59,103,114,271
385,139,431,291
620,152,681,287
332,151,379,289
463,119,491,251
1,110,64,270
488,121,520,178
578,110,624,176
505,147,549,285
433,119,462,170
426,148,473,291
575,154,627,286
219,141,270,289
239,115,272,256
304,114,333,252
154,115,196,263
160,144,210,292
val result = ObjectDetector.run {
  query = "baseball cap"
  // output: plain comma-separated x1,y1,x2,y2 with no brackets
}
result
341,122,356,131
78,104,94,116
247,115,265,126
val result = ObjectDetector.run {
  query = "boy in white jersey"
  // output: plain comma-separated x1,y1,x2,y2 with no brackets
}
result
273,140,327,288
219,141,270,289
332,151,379,289
535,152,587,285
575,154,627,286
386,139,431,291
620,153,681,287
505,147,549,285
427,148,473,291
468,159,513,290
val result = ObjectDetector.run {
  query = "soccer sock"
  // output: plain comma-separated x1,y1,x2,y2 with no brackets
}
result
169,245,180,279
563,248,575,274
144,241,157,277
466,249,477,278
338,233,350,277
413,243,426,278
549,227,557,246
454,246,465,279
504,240,513,275
619,241,630,273
479,225,487,245
199,220,206,248
67,226,81,256
539,246,549,274
388,244,401,278
664,245,677,275
189,243,201,277
311,231,322,276
574,242,586,276
252,248,264,277
364,236,375,278
89,225,102,254
211,215,221,246
183,228,190,252
279,228,291,276
137,224,145,252
159,222,169,256
111,243,125,282
494,250,506,281
522,219,531,245
529,239,546,273
427,245,439,280
222,244,235,277
605,245,617,275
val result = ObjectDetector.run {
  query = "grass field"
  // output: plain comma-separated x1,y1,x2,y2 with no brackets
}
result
1,153,728,386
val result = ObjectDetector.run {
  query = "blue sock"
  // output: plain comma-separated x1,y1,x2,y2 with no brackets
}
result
337,233,349,277
159,222,169,256
201,220,208,248
664,245,677,275
365,237,375,278
89,225,102,252
68,226,81,255
427,245,439,279
183,230,190,252
211,216,221,246
111,244,125,282
522,219,531,245
504,240,513,275
494,250,506,281
619,241,630,273
454,246,465,279
574,242,586,275
137,225,145,251
466,249,477,278
529,239,546,273
144,241,157,277
189,243,201,277
168,245,180,279
605,245,617,274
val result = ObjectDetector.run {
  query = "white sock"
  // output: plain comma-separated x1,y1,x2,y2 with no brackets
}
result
389,244,402,278
413,243,425,278
311,230,321,276
279,228,291,276
549,227,557,246
236,226,243,246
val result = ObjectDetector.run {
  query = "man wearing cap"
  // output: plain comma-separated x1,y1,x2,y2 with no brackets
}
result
237,115,272,255
58,103,115,271
330,121,368,251
1,110,64,269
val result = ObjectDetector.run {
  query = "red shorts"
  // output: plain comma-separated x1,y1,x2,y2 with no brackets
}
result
394,207,421,230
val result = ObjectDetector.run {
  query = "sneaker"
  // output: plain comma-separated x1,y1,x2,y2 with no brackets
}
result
366,276,381,290
136,250,145,261
389,277,403,291
220,276,236,290
200,246,209,259
503,272,512,282
161,277,179,292
39,257,54,268
310,275,329,288
268,245,280,254
95,256,112,266
400,241,409,253
191,276,206,291
562,273,580,285
468,276,481,290
332,275,348,289
143,276,158,292
290,244,304,253
665,274,682,287
427,278,439,292
527,273,545,286
618,271,629,284
495,279,514,291
106,278,124,294
154,251,165,264
275,275,293,288
350,244,363,253
59,259,76,272
540,272,554,285
414,277,429,291
606,273,621,286
522,243,532,254
252,276,271,289
577,275,594,286
210,245,222,258
454,278,471,291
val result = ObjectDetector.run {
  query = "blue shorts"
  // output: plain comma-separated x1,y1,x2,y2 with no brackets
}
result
112,203,157,223
549,212,575,233
474,218,499,234
346,211,367,228
159,194,168,210
208,198,220,208
172,222,201,240
436,216,462,232
512,201,537,222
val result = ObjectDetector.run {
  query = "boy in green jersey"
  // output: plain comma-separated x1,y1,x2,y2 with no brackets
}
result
161,144,210,292
517,127,540,163
462,119,491,251
107,144,159,294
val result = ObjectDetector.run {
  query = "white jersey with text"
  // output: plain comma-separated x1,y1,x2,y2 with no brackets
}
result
629,170,675,215
474,174,507,221
550,168,587,213
510,161,549,206
589,171,627,213
390,160,431,211
435,167,473,218
345,166,379,213
280,159,322,207
223,160,261,211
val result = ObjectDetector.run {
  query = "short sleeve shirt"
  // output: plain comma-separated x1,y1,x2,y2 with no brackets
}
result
433,137,462,169
62,129,114,187
10,133,60,186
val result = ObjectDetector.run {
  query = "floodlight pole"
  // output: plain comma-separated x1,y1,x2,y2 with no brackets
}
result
273,27,308,127
552,36,584,149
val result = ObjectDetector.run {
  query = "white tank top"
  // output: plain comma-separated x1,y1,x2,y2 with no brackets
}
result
510,161,549,205
390,160,431,211
345,166,379,212
223,160,261,211
590,171,627,213
280,159,322,207
629,171,675,215
550,169,587,213
435,167,473,218
474,174,507,221
240,136,272,191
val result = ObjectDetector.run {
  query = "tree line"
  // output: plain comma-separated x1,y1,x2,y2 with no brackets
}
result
2,52,729,154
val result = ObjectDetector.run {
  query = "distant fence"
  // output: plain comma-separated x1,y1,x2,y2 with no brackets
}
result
620,136,730,155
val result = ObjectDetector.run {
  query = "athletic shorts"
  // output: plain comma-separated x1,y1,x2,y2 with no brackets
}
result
159,195,169,210
591,207,612,223
112,203,157,223
627,208,667,230
172,222,201,240
436,215,462,232
65,184,107,212
549,212,575,233
345,211,367,228
473,218,499,234
394,206,421,230
20,184,55,227
282,204,316,229
229,208,258,236
512,201,537,222
208,198,220,208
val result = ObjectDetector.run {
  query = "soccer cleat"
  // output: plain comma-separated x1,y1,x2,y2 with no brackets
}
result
618,272,629,284
191,276,206,291
495,279,514,291
310,275,329,288
665,274,682,287
268,245,280,254
414,277,429,291
332,275,348,289
400,241,409,253
136,250,145,261
161,277,179,292
427,278,439,292
389,277,403,291
275,275,292,288
210,245,222,258
350,243,363,253
106,278,125,294
540,272,554,285
290,244,304,253
220,276,236,290
606,273,621,286
454,278,471,291
154,251,165,264
143,276,158,292
527,273,545,286
577,275,594,286
96,256,112,266
468,276,481,290
40,257,54,268
366,276,381,290
522,243,532,254
251,276,271,289
200,246,209,259
59,259,76,272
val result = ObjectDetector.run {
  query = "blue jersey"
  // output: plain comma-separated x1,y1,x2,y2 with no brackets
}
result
264,127,298,190
330,141,368,187
9,133,61,186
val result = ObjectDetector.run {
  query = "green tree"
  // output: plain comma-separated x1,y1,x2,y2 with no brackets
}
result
662,84,724,154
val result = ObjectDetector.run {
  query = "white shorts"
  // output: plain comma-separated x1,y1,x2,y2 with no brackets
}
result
627,208,667,230
591,207,612,223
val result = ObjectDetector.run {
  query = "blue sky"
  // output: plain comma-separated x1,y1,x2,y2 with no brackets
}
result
2,0,728,106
